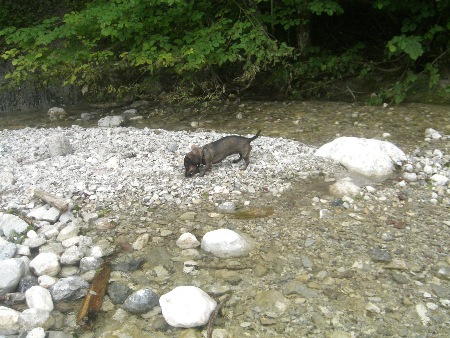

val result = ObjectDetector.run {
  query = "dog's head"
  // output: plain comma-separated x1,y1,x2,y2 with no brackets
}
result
184,146,203,177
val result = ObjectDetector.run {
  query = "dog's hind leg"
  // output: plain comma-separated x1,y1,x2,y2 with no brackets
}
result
240,145,252,170
232,154,243,163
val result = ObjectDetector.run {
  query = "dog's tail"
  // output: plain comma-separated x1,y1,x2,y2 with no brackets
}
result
249,130,261,141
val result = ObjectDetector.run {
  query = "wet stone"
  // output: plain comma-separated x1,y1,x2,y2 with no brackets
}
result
254,290,290,313
217,201,236,213
369,248,392,263
122,288,159,314
437,266,450,280
391,272,409,284
107,282,132,304
283,281,318,298
430,284,450,299
304,237,315,247
301,255,313,268
253,263,269,277
17,276,39,293
111,257,145,272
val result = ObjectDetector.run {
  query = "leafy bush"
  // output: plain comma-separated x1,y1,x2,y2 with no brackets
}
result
0,0,448,103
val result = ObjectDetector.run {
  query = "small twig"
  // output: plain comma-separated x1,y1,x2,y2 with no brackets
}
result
346,86,356,100
207,294,231,338
199,264,252,270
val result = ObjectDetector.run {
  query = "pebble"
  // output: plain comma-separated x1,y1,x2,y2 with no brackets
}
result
107,282,131,304
176,233,200,249
369,248,392,263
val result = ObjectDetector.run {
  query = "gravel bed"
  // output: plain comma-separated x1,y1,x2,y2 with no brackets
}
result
0,126,341,210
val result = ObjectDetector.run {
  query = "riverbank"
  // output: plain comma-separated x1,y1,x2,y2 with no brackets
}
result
0,115,449,337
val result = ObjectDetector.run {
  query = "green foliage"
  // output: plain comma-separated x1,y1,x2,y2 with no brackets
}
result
281,43,366,98
387,35,424,60
0,0,293,100
308,0,343,16
0,0,448,103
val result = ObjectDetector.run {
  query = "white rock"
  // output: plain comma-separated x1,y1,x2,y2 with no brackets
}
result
16,245,31,256
27,230,38,239
0,306,21,335
38,275,57,288
23,237,46,249
0,258,26,294
423,164,433,175
56,224,80,242
41,207,61,223
98,115,124,127
132,233,150,250
183,261,199,274
61,236,80,248
25,286,54,311
29,252,61,277
176,233,200,249
60,245,85,265
329,177,361,197
90,239,115,258
59,211,75,225
217,201,236,213
365,302,381,313
315,137,406,177
46,134,73,157
106,157,120,169
431,174,448,185
433,149,443,158
159,286,217,328
47,107,66,120
27,205,51,220
365,185,376,193
25,327,46,338
0,212,30,240
425,128,442,140
201,229,250,258
416,303,431,325
403,172,418,182
19,308,53,331
0,171,15,187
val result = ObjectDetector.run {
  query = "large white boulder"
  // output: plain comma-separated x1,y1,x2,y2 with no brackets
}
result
315,137,406,178
159,286,216,328
201,229,250,258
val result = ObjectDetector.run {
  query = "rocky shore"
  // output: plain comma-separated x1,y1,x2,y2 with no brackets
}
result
0,125,449,337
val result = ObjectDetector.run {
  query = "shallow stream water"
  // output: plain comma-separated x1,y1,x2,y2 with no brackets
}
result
1,101,450,337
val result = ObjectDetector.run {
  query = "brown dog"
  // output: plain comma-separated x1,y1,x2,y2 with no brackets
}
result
184,130,261,177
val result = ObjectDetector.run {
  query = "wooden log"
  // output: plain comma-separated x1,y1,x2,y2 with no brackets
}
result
76,262,111,327
33,189,69,212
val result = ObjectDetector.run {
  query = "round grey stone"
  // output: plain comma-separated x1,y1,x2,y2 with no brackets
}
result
122,288,159,314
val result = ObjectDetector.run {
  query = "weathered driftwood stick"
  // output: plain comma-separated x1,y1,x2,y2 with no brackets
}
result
76,262,111,327
34,188,69,211
207,293,231,338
